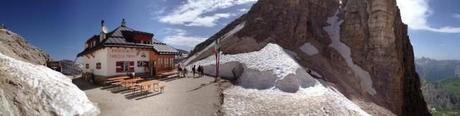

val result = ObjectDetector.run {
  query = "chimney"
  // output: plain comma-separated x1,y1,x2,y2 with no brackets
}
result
121,18,127,27
100,20,107,41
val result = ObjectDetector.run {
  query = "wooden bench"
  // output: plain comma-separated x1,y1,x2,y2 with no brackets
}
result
134,80,165,95
112,77,143,87
157,71,179,79
141,84,165,95
104,76,130,85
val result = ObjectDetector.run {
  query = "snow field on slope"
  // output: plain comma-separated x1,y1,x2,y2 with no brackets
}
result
323,9,376,95
0,53,99,116
190,43,301,80
299,42,319,56
183,22,246,65
222,84,370,116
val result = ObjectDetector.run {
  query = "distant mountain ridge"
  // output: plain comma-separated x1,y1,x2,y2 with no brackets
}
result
416,57,460,81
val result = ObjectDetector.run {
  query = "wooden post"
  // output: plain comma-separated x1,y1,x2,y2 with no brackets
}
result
214,38,221,82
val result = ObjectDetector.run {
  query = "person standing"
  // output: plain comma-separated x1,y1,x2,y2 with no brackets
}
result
198,65,203,77
192,65,196,78
178,64,183,78
182,67,188,78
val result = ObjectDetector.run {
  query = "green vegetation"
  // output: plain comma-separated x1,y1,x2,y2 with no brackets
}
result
430,78,460,116
431,107,460,116
440,78,460,97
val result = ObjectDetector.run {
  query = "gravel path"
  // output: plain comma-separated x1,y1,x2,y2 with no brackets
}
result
73,75,220,116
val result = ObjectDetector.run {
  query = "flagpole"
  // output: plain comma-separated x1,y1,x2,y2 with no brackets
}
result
215,38,220,82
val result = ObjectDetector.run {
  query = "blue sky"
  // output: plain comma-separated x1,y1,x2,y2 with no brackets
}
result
0,0,459,60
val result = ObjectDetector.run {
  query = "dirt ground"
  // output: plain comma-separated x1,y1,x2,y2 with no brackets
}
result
73,75,222,116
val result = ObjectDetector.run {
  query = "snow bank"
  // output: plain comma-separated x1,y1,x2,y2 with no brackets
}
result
190,43,317,92
222,84,370,116
0,53,99,116
192,43,300,78
323,10,376,95
299,42,319,56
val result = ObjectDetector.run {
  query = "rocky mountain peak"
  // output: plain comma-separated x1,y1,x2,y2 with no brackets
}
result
0,28,50,65
188,0,429,115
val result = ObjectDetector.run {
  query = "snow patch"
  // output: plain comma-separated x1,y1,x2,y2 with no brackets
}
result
299,42,319,56
222,21,246,41
0,53,99,116
310,69,323,78
323,10,376,95
222,84,370,115
183,22,246,65
190,43,300,79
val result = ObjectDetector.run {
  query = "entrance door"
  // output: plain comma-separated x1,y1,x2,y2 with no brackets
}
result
149,61,156,77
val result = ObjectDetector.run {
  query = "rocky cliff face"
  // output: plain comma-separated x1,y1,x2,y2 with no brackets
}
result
0,28,50,65
188,0,429,115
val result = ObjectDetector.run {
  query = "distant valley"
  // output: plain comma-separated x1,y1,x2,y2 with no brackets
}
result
416,57,460,115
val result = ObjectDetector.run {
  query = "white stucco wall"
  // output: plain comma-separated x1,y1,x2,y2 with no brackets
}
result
106,48,150,76
81,48,108,76
81,47,150,77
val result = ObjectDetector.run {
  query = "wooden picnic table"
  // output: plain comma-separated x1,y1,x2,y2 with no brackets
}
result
112,77,143,87
133,80,164,95
104,76,130,85
106,76,130,81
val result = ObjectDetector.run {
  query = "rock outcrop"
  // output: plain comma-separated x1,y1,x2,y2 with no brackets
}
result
421,80,460,110
187,0,429,115
58,60,83,76
0,28,50,65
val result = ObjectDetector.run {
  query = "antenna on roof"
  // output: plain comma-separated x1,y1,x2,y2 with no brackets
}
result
100,20,108,41
100,20,108,33
121,18,127,27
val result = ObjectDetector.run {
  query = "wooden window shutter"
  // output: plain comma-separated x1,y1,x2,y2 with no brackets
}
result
116,62,123,72
128,61,135,72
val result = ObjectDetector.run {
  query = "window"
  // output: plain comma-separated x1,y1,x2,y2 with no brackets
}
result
159,58,163,67
86,64,89,69
96,63,101,69
164,58,167,68
170,58,174,68
163,58,167,68
137,61,142,67
128,62,135,72
137,61,148,67
116,61,135,73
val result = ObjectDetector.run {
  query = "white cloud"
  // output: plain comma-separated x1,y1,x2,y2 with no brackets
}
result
185,13,233,27
397,0,460,33
158,0,256,27
453,13,460,19
239,8,249,13
162,28,207,50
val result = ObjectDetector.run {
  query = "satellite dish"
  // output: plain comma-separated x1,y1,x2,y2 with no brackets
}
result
102,26,109,33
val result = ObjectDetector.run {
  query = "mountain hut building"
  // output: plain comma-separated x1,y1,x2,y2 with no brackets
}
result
77,19,179,79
